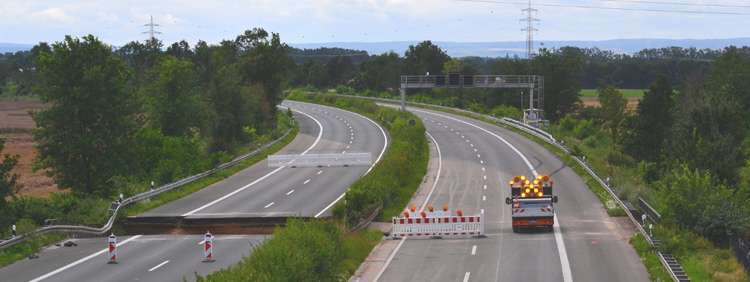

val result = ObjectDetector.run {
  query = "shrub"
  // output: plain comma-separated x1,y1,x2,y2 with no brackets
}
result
573,119,598,140
559,115,577,132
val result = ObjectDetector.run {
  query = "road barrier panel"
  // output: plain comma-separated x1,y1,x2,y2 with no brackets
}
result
392,211,485,239
203,231,215,262
107,234,117,264
268,153,372,168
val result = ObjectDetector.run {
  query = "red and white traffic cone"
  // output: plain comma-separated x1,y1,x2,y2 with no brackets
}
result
107,234,118,264
203,231,214,262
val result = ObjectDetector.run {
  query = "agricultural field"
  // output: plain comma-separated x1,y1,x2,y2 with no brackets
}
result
0,102,56,198
580,89,645,98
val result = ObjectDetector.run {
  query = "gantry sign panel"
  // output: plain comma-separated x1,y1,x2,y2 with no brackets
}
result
399,74,544,116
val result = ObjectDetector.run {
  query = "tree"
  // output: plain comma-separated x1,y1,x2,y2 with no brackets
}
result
165,40,193,60
237,29,293,110
598,84,628,149
326,56,356,87
354,51,402,93
402,41,450,75
0,138,20,228
144,56,207,137
30,35,140,197
622,74,675,162
532,48,583,123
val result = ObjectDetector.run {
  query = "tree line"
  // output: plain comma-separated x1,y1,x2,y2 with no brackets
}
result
0,30,292,231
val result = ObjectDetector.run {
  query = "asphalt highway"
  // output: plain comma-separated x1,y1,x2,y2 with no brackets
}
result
369,105,649,282
0,101,388,282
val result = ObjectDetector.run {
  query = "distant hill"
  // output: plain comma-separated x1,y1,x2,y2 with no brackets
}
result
289,38,750,58
0,43,35,54
5,38,750,58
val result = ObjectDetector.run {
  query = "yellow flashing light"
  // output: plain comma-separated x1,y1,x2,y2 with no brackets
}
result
521,193,526,198
538,192,544,197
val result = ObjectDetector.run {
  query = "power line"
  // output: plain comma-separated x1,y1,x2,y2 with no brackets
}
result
594,0,750,9
458,0,750,16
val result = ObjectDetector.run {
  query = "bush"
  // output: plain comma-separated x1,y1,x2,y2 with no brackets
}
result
573,119,598,140
559,115,577,132
197,218,344,281
491,104,522,119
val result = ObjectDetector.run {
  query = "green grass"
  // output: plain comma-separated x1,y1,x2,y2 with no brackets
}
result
581,89,644,98
0,233,67,268
630,233,672,282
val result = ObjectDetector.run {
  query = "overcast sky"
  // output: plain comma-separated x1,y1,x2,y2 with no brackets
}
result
2,0,749,48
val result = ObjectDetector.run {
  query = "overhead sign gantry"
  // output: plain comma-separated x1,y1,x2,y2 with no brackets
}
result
400,73,545,124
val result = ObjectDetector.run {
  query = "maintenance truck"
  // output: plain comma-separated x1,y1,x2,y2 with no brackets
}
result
505,175,558,233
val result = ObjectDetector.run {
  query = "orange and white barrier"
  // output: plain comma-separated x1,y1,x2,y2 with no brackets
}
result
203,231,215,262
392,208,485,238
107,234,118,264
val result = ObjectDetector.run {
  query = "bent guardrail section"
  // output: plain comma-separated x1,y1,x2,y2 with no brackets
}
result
0,128,292,251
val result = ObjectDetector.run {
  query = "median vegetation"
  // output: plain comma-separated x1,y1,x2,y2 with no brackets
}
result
190,90,429,281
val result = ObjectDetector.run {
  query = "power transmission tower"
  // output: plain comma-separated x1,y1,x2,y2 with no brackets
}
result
520,2,539,59
142,15,162,41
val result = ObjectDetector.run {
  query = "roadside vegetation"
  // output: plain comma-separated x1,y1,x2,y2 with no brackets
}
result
2,29,750,281
191,90,428,280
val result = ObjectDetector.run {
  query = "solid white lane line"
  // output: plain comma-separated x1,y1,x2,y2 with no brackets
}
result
264,202,274,208
149,260,170,272
287,190,294,195
304,180,310,184
374,132,443,282
315,105,388,218
29,235,143,282
472,245,477,255
182,108,322,216
410,108,573,282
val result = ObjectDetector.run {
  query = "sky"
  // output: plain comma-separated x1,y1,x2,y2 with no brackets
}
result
1,0,749,49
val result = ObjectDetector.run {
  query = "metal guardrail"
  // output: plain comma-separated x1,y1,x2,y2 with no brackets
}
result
638,197,661,224
334,94,684,281
0,128,292,251
268,153,372,167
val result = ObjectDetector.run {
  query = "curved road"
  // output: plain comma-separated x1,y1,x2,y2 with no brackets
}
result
368,105,649,282
0,101,388,282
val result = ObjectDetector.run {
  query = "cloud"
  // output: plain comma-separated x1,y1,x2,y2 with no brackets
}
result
31,7,76,24
161,14,182,24
96,12,119,23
